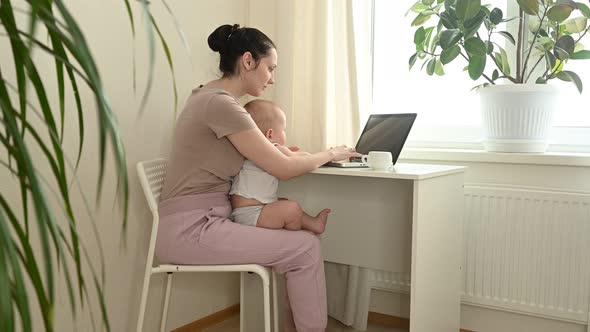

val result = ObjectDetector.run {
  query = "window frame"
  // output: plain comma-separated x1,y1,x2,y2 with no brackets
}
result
369,0,590,152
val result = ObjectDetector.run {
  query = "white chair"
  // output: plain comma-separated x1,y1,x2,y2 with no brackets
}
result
136,158,279,332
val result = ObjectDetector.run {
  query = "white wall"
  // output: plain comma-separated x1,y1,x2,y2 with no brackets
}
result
0,1,250,331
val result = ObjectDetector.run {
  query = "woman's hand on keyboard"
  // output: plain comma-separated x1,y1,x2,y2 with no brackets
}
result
328,145,362,161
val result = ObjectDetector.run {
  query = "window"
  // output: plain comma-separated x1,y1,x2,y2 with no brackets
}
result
370,1,590,150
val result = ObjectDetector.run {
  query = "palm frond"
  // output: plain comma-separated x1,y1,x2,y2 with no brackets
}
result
0,0,182,330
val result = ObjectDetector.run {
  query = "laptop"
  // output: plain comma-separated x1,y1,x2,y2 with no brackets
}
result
325,113,417,168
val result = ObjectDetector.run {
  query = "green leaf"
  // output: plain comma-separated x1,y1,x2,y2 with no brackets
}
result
414,27,426,46
37,15,86,168
409,53,419,70
546,51,557,69
437,19,444,34
435,60,445,75
556,0,578,9
440,29,463,49
486,40,494,54
30,7,92,315
536,77,548,83
468,55,486,79
162,0,193,68
517,0,540,15
492,69,499,80
554,47,570,59
422,0,436,5
555,35,576,55
494,46,511,75
456,0,481,21
563,17,588,33
557,70,583,93
502,16,520,23
440,11,459,29
464,36,487,56
490,8,503,24
424,27,437,52
444,0,457,11
547,4,574,22
441,45,462,64
426,58,437,75
535,36,555,51
149,15,179,115
412,12,434,26
0,205,32,332
0,84,57,332
571,50,590,59
0,231,14,332
493,52,503,73
576,2,590,18
463,10,487,37
529,16,542,32
497,31,516,45
410,2,430,14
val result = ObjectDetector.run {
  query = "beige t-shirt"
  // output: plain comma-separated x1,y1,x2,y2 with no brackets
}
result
159,86,258,201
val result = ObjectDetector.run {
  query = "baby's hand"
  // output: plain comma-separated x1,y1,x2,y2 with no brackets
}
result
278,145,311,156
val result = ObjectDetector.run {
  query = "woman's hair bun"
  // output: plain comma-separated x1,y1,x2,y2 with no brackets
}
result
208,24,275,76
208,24,240,53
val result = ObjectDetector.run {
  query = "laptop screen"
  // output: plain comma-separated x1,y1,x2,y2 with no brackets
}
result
354,113,417,163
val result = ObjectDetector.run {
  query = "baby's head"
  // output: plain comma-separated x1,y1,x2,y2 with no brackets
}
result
244,100,287,145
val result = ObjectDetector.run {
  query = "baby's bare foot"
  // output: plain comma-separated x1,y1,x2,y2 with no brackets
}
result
309,208,331,234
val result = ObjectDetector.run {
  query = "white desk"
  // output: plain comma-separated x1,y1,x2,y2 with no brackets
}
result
245,163,466,332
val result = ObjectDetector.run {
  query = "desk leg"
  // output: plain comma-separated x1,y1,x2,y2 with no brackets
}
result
410,173,463,332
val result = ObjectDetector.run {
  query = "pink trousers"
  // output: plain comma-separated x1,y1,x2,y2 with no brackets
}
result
156,192,327,332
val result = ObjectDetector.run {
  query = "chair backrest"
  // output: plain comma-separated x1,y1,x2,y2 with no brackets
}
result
136,159,168,214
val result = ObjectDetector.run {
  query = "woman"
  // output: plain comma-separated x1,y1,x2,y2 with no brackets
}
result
157,24,360,332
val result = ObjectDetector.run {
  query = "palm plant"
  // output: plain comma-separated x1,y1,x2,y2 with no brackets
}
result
0,0,180,331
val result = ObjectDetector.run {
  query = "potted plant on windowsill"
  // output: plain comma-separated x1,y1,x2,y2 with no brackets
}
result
408,0,590,152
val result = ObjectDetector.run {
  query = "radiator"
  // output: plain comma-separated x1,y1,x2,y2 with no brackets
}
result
366,184,590,324
462,184,590,323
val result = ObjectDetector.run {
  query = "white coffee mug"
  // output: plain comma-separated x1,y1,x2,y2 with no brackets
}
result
361,151,393,171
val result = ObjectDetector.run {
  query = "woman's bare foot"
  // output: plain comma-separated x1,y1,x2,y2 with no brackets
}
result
306,208,331,234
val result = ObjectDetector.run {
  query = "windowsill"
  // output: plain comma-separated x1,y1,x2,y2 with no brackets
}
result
400,148,590,167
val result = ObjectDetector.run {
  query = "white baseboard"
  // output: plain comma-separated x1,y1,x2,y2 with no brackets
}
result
461,304,586,332
370,290,587,332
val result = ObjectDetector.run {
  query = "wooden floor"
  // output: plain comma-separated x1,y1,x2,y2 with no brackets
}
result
202,315,407,332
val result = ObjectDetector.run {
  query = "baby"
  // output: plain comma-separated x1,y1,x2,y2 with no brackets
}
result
229,100,331,234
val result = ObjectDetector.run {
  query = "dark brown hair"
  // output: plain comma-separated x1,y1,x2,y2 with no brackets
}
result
208,24,276,76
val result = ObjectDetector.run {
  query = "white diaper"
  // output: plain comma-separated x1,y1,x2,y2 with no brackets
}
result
231,205,264,227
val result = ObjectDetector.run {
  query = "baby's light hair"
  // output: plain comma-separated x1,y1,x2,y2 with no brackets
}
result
244,100,284,133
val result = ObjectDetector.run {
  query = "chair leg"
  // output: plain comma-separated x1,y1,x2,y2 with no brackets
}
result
272,271,279,332
160,272,174,332
262,273,271,332
136,270,152,332
240,272,245,332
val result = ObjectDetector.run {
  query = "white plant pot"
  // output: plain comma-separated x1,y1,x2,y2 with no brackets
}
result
478,84,558,153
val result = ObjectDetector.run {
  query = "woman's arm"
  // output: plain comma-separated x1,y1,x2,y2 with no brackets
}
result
228,129,358,181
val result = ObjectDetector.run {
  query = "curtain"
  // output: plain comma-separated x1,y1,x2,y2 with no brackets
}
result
325,262,375,329
271,0,369,152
